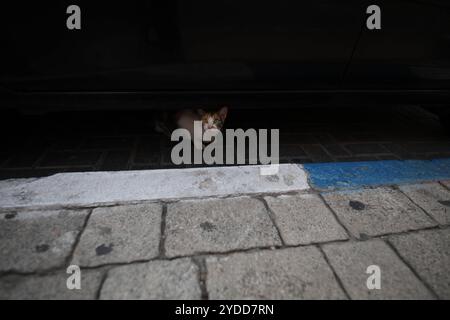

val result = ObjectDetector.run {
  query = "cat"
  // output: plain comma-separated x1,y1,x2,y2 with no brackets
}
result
154,106,228,149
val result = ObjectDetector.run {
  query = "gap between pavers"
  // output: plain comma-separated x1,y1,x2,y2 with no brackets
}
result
0,164,309,209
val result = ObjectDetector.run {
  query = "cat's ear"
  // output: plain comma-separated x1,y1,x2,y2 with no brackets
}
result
218,106,228,121
197,109,205,116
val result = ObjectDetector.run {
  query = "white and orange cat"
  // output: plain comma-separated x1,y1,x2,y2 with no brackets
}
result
155,106,228,149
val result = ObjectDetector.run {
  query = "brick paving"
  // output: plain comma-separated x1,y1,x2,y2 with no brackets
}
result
0,105,449,180
1,181,449,299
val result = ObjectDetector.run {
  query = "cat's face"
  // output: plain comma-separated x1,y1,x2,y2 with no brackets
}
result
198,106,228,133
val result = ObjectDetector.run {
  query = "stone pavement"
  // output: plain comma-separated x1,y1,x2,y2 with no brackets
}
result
1,105,450,180
0,167,449,299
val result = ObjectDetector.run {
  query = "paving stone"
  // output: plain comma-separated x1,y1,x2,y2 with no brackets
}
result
0,268,105,300
330,132,356,143
382,143,412,159
52,137,84,151
100,258,201,299
322,240,434,299
165,197,281,257
82,136,136,150
376,155,399,161
0,210,89,272
403,142,450,154
280,133,319,144
389,229,450,299
322,144,350,157
315,134,337,144
99,150,132,171
334,156,377,162
4,151,43,168
291,158,314,164
344,143,389,155
71,203,162,267
322,188,436,239
206,247,346,299
264,194,348,245
1,106,449,180
39,151,102,167
440,180,450,190
399,183,450,225
0,169,62,180
279,145,307,158
132,139,161,164
349,133,386,142
302,145,333,162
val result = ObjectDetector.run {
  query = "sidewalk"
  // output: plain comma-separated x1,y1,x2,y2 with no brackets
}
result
0,163,449,299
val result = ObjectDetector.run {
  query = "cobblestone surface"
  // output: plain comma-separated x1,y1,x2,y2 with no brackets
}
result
388,228,450,299
0,268,106,300
1,104,449,299
72,203,162,267
100,259,201,300
1,181,449,299
322,240,433,299
322,187,437,239
1,106,449,180
164,197,281,257
206,247,347,299
0,209,89,273
399,183,450,225
264,194,348,245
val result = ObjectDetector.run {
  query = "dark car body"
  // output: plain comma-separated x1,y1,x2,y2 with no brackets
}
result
1,0,450,115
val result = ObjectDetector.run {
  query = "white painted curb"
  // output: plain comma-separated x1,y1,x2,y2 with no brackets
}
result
0,164,309,209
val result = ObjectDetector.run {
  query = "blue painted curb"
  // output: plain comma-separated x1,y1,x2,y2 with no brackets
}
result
303,158,450,190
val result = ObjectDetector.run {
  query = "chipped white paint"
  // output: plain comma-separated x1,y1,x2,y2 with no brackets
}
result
0,164,309,209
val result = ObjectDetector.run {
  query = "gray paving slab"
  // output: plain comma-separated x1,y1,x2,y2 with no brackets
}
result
322,187,436,239
389,228,450,299
206,247,347,299
71,203,162,267
0,210,89,272
164,197,281,257
322,240,434,299
100,258,201,299
264,194,348,245
0,268,105,300
399,183,450,225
